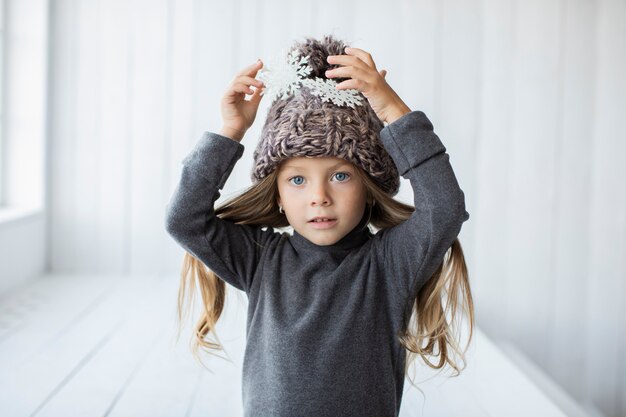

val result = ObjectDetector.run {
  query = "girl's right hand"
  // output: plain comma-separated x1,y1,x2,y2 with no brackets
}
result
220,60,265,141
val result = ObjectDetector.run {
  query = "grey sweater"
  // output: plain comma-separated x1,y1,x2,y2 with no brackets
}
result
165,110,470,417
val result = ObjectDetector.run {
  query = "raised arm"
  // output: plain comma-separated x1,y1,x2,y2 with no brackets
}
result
373,111,470,303
164,131,278,293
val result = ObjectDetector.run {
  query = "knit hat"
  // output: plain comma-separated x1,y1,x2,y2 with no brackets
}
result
251,35,400,197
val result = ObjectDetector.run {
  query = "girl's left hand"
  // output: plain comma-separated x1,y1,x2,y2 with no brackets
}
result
326,47,411,124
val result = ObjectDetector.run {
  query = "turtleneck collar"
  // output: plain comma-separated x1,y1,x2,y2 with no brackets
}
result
290,210,372,254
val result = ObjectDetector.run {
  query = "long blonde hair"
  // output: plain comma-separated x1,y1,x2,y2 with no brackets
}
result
175,162,474,387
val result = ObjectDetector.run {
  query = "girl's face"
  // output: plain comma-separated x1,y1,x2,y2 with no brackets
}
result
277,156,367,246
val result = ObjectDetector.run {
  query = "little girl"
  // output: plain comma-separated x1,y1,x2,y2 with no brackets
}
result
165,35,473,417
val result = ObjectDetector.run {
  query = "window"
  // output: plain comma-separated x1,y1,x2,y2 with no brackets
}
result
0,0,4,205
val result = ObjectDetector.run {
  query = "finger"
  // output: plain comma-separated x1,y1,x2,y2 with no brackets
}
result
326,66,376,84
334,78,366,91
232,82,255,95
326,54,371,72
379,69,387,79
236,59,264,77
234,74,265,88
344,47,377,70
249,85,264,104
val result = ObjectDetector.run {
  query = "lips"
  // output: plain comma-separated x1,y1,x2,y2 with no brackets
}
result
308,217,338,229
309,216,336,222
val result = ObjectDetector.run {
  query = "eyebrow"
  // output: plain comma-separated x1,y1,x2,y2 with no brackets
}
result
282,161,352,171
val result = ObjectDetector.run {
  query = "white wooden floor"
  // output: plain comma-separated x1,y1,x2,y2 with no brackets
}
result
0,274,585,417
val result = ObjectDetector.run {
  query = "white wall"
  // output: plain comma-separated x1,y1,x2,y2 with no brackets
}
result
0,0,49,292
6,0,625,415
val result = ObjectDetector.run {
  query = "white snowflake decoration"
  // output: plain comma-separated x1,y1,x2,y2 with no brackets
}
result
302,77,364,108
257,49,364,108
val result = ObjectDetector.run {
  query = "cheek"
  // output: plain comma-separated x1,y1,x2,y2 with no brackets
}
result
341,183,366,206
278,186,299,207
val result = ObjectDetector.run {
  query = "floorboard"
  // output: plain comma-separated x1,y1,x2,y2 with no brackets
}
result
0,274,582,417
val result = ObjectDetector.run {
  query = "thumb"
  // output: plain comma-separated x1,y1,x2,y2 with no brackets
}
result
379,69,387,79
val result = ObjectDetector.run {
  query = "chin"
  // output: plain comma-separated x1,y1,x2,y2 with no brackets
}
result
298,221,348,246
310,232,343,246
314,237,338,246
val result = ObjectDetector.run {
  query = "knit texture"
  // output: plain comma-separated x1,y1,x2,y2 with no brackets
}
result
251,35,401,196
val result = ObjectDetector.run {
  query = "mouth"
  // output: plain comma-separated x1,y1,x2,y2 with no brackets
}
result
308,217,338,229
308,217,336,223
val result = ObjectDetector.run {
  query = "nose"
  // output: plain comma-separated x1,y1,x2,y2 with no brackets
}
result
310,181,331,206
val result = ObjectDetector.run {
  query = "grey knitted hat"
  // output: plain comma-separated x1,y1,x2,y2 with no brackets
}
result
251,35,400,197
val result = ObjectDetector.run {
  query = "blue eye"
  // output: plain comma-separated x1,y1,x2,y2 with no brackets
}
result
289,176,304,185
334,172,350,182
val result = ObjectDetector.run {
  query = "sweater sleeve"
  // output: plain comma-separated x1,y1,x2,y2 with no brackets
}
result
164,131,278,293
374,110,470,306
